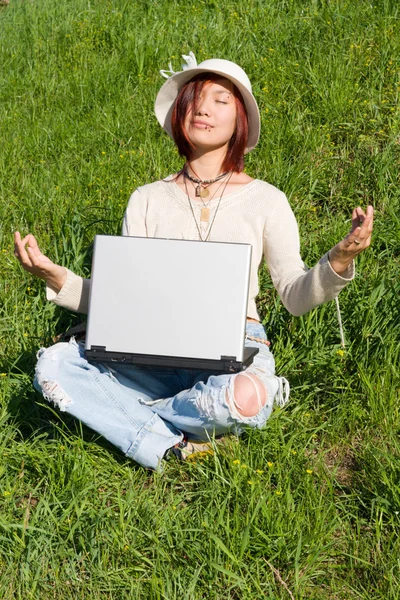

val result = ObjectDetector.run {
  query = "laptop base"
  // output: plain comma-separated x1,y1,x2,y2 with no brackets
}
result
85,346,259,373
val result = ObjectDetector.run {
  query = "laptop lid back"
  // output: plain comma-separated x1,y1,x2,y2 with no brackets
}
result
85,235,252,363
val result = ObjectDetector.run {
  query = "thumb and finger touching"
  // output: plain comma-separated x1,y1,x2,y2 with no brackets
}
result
14,231,53,277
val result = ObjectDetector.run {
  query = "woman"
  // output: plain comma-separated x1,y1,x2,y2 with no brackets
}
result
14,55,373,470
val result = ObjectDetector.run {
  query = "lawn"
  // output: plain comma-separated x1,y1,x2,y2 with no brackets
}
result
0,0,399,598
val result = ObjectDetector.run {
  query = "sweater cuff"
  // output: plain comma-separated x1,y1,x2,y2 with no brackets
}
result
321,251,355,283
46,269,91,314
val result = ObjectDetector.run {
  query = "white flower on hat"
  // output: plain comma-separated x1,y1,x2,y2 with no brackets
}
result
160,51,197,79
181,52,197,71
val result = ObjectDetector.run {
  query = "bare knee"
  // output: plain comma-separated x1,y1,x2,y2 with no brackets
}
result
226,373,267,418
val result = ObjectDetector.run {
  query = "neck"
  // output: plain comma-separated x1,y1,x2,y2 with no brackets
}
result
187,147,228,180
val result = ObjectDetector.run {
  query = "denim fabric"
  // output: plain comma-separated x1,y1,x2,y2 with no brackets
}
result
34,322,288,470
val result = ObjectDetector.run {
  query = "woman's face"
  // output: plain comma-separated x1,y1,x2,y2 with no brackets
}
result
184,78,237,153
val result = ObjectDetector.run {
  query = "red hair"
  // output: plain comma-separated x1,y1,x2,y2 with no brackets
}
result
170,74,248,173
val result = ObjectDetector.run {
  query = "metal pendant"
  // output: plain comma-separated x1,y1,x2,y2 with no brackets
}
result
200,187,209,198
200,207,210,222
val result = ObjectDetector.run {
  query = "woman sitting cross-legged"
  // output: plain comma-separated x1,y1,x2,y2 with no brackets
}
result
14,54,373,470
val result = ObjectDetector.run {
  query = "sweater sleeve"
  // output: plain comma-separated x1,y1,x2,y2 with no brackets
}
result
46,268,91,314
122,187,148,237
46,188,147,313
263,192,354,317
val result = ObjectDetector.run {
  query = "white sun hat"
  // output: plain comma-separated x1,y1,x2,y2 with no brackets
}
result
154,52,260,154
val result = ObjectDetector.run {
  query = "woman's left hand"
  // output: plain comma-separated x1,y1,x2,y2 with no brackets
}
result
328,205,374,276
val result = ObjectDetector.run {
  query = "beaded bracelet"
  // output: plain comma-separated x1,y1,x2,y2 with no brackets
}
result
245,334,271,347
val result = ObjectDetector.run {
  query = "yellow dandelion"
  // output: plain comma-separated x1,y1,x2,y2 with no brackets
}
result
256,469,264,475
306,469,313,474
232,459,240,465
241,464,247,469
267,461,273,468
275,490,282,496
247,480,254,485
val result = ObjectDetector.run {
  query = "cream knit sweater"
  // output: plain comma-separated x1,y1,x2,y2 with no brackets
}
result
47,178,354,319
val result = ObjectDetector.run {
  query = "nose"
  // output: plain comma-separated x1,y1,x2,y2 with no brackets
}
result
195,96,211,116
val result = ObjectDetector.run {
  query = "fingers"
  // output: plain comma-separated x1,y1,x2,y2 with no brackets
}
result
14,232,44,272
14,231,33,268
365,205,374,234
342,205,374,258
351,207,363,232
25,234,42,262
27,242,44,267
351,205,369,231
359,205,374,238
355,207,365,222
349,205,374,244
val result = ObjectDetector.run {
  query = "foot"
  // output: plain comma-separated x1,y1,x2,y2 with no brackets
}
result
165,437,213,462
164,434,237,462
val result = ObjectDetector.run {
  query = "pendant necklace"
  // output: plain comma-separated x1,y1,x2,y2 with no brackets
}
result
188,175,229,223
185,172,233,242
183,167,229,199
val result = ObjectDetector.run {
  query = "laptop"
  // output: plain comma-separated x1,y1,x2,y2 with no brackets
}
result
85,235,258,372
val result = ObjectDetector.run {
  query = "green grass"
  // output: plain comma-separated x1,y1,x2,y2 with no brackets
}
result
0,0,399,598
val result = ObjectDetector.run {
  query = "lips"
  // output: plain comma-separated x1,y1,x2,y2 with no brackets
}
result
192,120,213,129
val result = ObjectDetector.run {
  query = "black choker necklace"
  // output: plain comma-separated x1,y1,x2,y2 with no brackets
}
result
183,168,229,198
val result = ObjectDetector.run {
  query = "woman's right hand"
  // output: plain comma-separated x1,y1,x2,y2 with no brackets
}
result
14,232,67,294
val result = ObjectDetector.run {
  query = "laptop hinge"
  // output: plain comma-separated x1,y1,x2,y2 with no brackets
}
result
220,355,240,373
84,349,258,373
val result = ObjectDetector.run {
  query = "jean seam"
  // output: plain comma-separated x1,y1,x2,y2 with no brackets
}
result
125,413,160,460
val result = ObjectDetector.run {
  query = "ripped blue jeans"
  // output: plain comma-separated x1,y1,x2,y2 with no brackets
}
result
34,322,289,470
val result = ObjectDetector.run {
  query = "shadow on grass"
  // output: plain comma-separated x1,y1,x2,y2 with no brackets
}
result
3,348,138,470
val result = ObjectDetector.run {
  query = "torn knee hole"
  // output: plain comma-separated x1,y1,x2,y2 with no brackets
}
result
226,373,267,418
36,376,73,412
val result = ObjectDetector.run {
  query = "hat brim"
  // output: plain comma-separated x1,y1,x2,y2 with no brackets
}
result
154,67,260,154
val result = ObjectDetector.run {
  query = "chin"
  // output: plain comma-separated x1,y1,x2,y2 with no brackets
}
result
190,135,231,152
